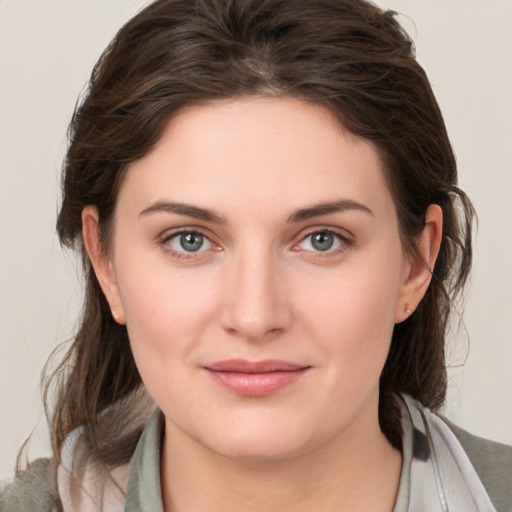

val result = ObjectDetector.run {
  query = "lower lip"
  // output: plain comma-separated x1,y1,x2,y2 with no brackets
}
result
205,369,309,396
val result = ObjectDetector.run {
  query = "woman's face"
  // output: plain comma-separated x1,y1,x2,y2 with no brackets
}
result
86,97,436,460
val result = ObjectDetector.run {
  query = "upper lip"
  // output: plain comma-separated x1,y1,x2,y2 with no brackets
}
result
204,359,309,373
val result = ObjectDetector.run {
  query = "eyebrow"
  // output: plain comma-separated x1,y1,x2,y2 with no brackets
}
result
139,198,373,224
139,201,227,224
287,199,373,223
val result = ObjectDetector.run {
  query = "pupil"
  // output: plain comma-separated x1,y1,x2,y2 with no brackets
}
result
312,232,333,251
181,233,203,252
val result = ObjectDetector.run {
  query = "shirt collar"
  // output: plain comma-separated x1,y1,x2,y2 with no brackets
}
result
124,408,165,512
122,395,493,512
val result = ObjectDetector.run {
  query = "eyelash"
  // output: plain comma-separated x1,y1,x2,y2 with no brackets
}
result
159,227,352,261
160,229,217,260
293,228,352,259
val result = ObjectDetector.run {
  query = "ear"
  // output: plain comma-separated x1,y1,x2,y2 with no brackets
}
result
82,206,125,324
395,204,443,323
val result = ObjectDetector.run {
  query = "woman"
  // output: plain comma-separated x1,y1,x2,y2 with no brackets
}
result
1,0,511,510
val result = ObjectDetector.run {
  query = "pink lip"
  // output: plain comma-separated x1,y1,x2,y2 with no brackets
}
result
203,359,310,396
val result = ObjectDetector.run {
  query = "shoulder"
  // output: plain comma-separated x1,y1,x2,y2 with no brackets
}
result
445,418,512,512
0,458,58,511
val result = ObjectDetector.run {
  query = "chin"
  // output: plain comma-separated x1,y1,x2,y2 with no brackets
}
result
207,434,306,462
192,411,318,462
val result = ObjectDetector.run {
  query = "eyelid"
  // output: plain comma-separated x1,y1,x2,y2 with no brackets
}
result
297,226,351,243
166,231,212,252
291,226,354,255
157,225,353,261
159,227,221,259
159,225,216,243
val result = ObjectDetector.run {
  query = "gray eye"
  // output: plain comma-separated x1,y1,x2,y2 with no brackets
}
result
167,232,212,253
311,232,335,251
180,233,204,252
298,231,343,252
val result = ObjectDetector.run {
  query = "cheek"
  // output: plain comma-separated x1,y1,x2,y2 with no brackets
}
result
297,250,403,371
115,264,220,384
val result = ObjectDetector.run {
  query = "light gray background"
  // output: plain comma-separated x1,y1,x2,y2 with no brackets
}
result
1,0,511,480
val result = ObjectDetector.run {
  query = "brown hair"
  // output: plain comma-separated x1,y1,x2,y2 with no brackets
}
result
48,0,474,463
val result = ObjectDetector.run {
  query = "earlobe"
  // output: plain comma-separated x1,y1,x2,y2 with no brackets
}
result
395,204,443,323
82,206,125,324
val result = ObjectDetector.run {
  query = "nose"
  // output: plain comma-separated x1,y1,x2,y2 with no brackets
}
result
220,249,293,342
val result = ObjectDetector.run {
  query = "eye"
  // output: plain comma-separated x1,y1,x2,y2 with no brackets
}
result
297,230,345,252
165,231,213,253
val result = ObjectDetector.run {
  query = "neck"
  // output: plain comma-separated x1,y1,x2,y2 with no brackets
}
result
160,395,401,512
161,394,402,512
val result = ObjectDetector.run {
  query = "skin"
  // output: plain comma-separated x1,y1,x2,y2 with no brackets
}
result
83,97,442,512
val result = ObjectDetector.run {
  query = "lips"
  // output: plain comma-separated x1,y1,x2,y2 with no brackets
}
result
203,359,310,396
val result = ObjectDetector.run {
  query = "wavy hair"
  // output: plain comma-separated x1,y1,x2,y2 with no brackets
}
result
45,0,474,464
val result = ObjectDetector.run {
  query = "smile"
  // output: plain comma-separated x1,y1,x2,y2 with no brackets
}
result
203,359,311,396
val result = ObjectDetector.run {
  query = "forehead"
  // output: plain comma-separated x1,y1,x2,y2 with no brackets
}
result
118,96,395,221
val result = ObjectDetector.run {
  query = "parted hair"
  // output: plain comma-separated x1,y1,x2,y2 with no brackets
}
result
47,0,473,465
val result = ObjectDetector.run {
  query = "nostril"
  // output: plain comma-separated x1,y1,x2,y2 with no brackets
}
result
225,326,284,343
219,265,293,341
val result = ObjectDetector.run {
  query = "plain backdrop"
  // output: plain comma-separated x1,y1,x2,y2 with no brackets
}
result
1,0,511,480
